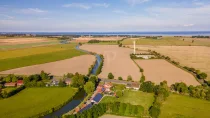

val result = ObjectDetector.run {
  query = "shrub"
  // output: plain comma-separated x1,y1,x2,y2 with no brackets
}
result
149,106,160,118
108,73,114,79
118,77,123,80
127,75,133,81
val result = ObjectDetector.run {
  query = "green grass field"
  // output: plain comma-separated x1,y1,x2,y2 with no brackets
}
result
0,41,60,50
0,44,85,71
160,94,210,118
0,87,78,118
101,90,154,110
122,37,210,46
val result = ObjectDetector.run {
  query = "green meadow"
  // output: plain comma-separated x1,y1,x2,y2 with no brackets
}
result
160,94,210,118
101,90,154,112
122,37,210,46
0,44,85,71
0,87,78,118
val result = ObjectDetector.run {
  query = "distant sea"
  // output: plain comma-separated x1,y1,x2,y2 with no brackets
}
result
1,31,210,36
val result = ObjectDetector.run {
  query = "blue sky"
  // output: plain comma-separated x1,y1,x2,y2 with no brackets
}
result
0,0,210,32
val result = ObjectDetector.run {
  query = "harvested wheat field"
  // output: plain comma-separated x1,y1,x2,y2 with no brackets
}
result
135,59,199,86
0,37,55,45
80,45,141,81
135,46,210,80
0,55,95,76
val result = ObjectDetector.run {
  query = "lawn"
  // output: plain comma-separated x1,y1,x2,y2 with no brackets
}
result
122,37,210,46
0,44,85,71
101,90,154,110
160,94,210,118
0,87,78,118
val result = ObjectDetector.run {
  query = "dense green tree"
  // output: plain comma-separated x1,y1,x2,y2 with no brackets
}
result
40,70,49,80
108,73,114,79
118,77,123,80
140,81,155,93
127,75,132,81
140,75,145,83
36,81,45,87
84,81,95,94
206,90,210,101
11,76,18,82
71,74,85,88
89,75,98,85
5,76,11,83
198,73,208,80
67,73,74,78
149,106,160,118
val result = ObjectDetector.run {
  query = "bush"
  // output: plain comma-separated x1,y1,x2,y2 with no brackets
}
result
140,81,155,93
140,68,144,72
118,77,123,80
127,75,132,81
108,73,114,79
149,106,160,118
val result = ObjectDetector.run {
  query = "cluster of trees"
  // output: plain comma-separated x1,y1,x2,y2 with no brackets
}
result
0,86,25,99
171,82,210,101
143,81,170,118
183,66,208,80
84,75,98,94
192,36,210,38
88,40,117,43
96,55,104,75
64,102,144,118
1,74,22,83
23,71,50,87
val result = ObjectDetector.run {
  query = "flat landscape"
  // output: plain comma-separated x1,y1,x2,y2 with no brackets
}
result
122,37,210,46
160,94,210,118
101,90,154,111
0,55,95,76
74,36,124,42
80,45,141,81
135,59,199,86
0,88,78,118
135,46,210,80
0,44,85,71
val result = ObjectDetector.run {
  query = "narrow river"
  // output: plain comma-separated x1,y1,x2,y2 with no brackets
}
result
43,45,102,118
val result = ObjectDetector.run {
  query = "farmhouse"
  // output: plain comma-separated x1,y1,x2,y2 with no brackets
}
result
17,80,24,86
4,82,16,87
65,78,71,86
126,83,140,90
135,54,155,59
104,82,113,92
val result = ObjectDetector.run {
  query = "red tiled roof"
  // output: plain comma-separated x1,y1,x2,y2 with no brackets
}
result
17,80,23,84
5,82,16,86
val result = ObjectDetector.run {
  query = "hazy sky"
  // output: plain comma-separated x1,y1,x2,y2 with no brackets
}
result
0,0,210,32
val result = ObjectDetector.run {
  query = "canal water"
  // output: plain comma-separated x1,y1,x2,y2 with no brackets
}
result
44,45,102,118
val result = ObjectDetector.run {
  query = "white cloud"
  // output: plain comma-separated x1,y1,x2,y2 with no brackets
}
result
62,3,91,9
0,14,14,19
92,3,109,8
20,8,47,14
126,0,150,6
113,10,127,14
63,3,109,9
184,24,195,27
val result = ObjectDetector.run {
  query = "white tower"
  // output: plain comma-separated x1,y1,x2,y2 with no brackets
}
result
133,40,136,54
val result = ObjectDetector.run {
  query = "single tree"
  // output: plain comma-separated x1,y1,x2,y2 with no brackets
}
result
84,81,95,94
127,75,133,81
108,73,114,79
140,75,145,83
118,77,123,80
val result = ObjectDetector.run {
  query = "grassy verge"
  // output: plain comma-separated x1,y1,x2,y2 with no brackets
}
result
160,94,210,118
0,87,78,118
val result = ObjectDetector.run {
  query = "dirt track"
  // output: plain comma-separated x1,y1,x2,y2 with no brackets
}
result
135,59,200,86
80,45,141,81
0,55,95,76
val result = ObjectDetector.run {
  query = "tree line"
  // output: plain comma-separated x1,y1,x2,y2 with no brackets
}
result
63,102,144,118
